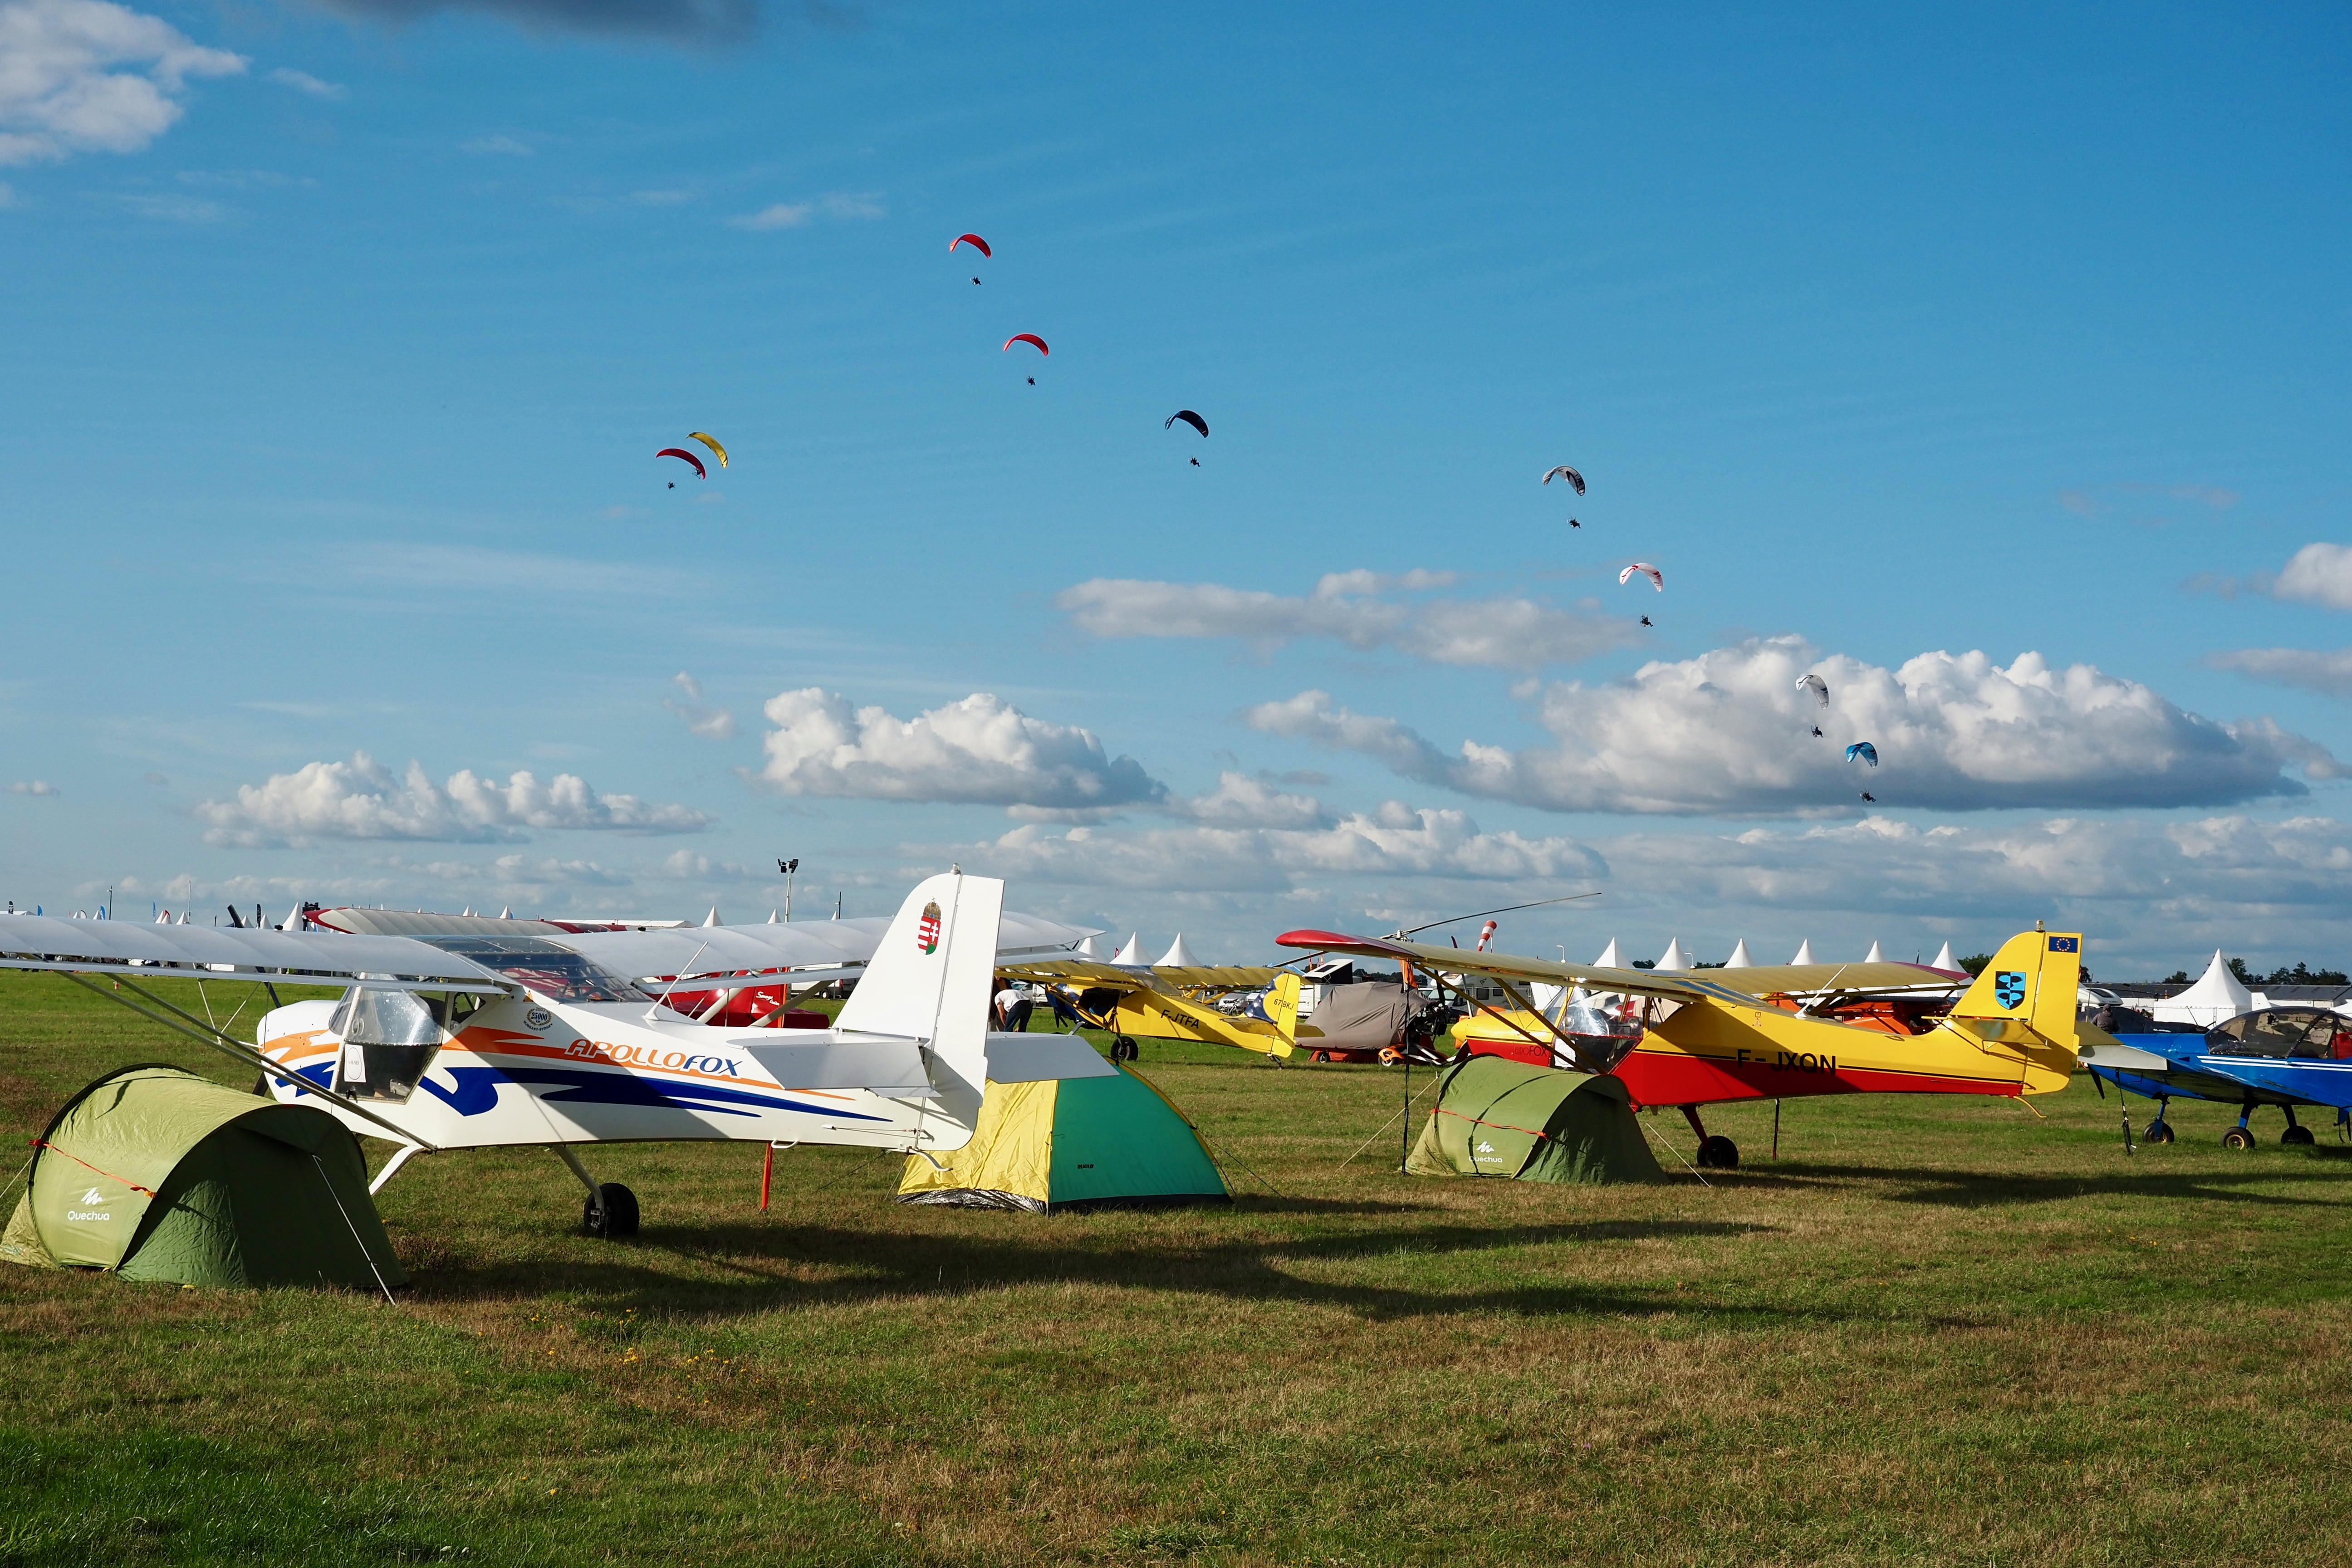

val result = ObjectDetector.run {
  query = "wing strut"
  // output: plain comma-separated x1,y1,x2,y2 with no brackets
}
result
57,973,435,1150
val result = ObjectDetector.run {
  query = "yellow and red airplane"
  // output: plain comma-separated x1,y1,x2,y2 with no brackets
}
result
1275,924,2084,1167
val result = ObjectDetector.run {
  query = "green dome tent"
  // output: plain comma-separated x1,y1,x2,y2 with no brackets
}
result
0,1065,406,1293
897,1063,1230,1213
1409,1055,1666,1185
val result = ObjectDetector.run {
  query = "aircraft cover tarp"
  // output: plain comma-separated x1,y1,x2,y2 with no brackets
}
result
1408,1055,1665,1185
896,1063,1229,1213
0,1065,406,1290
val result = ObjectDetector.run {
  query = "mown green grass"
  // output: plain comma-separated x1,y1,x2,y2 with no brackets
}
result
3,970,2350,1565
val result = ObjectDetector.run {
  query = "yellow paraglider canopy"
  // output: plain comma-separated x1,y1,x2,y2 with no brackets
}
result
687,432,729,468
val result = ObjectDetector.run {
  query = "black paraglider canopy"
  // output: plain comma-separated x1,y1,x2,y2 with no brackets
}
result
1165,410,1208,437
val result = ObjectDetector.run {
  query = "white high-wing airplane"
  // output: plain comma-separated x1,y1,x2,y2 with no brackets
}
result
0,872,1112,1236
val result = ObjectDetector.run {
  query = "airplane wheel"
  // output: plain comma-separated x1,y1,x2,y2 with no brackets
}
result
2283,1126,2316,1147
1378,1047,1403,1066
584,1182,640,1239
2221,1127,2255,1151
1111,1038,1138,1062
1312,1050,1332,1063
1696,1135,1740,1170
2142,1120,2175,1144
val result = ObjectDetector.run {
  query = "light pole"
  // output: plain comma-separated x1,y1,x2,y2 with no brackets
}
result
776,858,799,921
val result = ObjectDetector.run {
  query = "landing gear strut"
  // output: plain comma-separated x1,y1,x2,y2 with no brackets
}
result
1680,1105,1739,1170
2282,1104,2316,1147
558,1147,639,1238
2143,1096,2176,1145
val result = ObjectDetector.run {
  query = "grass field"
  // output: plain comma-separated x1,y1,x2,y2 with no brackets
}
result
3,969,2350,1566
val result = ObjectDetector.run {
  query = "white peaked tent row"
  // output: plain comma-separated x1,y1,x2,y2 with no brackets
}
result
1156,933,1197,968
1654,938,1691,971
1790,939,1816,965
1864,939,1885,962
1931,941,1958,972
702,907,723,928
1110,933,1145,965
2151,951,2256,1027
1724,939,1754,968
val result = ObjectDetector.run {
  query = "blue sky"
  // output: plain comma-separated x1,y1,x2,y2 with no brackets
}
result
2,1,2348,975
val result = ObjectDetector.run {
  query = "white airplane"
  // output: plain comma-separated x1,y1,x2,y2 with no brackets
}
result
0,872,1112,1236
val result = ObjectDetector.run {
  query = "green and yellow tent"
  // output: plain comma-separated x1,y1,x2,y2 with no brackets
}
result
1409,1055,1666,1184
898,1063,1229,1213
1,1064,406,1292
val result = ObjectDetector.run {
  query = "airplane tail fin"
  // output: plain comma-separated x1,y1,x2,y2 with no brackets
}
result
834,872,1001,1129
1947,928,2083,1086
1263,973,1301,1043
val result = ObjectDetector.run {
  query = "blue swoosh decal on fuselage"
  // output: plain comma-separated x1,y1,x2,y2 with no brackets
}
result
494,1065,888,1122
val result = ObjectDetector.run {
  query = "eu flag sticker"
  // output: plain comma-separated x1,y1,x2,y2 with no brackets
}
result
2048,936,2078,952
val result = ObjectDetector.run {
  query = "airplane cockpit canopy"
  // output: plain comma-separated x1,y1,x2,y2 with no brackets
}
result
412,936,649,1003
2205,1007,2352,1061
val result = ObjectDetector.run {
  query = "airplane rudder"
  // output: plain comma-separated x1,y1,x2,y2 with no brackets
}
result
1950,930,2049,1019
1268,974,1301,1041
2029,933,2083,1048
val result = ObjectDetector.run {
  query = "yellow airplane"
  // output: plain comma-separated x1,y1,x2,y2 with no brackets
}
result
998,960,1302,1061
1277,923,2083,1167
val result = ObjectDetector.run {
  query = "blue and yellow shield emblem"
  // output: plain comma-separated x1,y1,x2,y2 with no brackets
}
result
1994,970,2027,1009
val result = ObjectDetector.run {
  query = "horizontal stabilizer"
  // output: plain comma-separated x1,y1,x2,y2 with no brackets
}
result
737,1038,935,1096
983,1034,1119,1083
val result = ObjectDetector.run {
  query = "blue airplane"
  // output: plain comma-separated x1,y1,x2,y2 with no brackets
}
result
2078,1004,2352,1147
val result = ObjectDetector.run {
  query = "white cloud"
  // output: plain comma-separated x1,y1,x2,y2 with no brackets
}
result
268,67,342,99
2209,647,2352,697
195,752,710,846
0,180,15,206
665,671,737,740
460,133,532,155
1177,771,1330,830
971,801,1606,893
756,688,1166,810
729,192,883,232
8,779,58,795
655,849,768,882
1247,637,2342,816
116,190,221,221
0,0,245,166
2270,543,2352,612
1057,572,1639,670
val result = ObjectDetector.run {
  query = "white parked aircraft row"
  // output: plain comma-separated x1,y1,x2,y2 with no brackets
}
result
0,873,1109,1235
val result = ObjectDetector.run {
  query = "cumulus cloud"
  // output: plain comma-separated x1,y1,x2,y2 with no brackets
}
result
972,801,1607,893
2268,543,2352,612
655,849,768,882
1177,771,1331,830
1247,637,2342,815
8,780,58,795
665,671,737,739
2208,647,2352,697
1595,813,2352,929
268,67,342,98
1057,571,1640,670
756,689,1165,811
2059,482,2240,521
195,752,709,846
0,0,245,165
729,191,884,231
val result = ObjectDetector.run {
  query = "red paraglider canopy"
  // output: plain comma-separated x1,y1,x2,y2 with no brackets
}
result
1002,333,1049,356
657,447,707,479
950,233,992,257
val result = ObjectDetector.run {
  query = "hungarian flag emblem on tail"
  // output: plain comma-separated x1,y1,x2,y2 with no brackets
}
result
917,901,942,955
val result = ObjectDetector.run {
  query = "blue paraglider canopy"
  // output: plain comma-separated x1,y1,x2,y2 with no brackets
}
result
1845,742,1880,766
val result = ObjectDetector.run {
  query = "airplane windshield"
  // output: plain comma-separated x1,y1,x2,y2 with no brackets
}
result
414,936,649,1003
2206,1009,2352,1060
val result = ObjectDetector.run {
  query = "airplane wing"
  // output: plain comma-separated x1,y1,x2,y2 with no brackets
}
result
1696,961,1965,998
1276,927,1728,1003
1001,960,1288,990
498,910,1100,985
0,915,510,992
